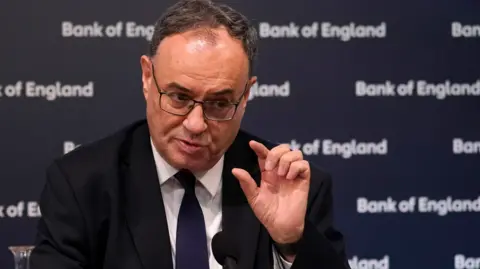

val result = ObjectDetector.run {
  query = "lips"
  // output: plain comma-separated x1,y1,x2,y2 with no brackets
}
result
176,139,206,154
179,139,204,147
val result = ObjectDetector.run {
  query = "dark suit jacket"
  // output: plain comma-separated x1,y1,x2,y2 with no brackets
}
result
30,119,349,269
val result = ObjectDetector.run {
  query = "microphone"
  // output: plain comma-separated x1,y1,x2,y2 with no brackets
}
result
212,231,238,269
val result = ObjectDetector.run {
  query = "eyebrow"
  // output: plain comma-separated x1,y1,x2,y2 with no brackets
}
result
165,82,236,96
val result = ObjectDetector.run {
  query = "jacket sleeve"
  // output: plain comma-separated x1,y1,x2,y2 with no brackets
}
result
291,172,351,269
30,160,89,269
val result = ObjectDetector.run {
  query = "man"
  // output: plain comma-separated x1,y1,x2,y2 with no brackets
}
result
30,0,349,268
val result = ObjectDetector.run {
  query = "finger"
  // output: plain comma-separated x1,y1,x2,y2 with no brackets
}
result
249,140,269,160
231,168,259,203
285,160,310,180
265,144,291,171
277,150,303,176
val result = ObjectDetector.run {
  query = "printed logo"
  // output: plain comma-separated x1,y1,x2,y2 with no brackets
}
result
453,138,480,155
452,22,480,38
61,21,154,40
248,81,290,100
258,21,387,41
357,196,480,216
454,254,480,269
259,22,319,38
288,138,388,159
64,141,82,155
0,201,41,218
349,255,390,269
321,22,387,41
355,80,480,99
0,81,94,101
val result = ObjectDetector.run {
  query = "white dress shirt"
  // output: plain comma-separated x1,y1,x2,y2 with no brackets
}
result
150,139,292,269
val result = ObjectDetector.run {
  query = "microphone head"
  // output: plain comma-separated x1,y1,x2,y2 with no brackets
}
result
212,231,238,265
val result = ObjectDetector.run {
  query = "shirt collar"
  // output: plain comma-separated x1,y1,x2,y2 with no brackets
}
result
150,138,224,197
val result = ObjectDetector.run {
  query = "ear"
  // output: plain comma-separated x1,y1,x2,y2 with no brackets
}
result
140,55,153,100
242,76,257,108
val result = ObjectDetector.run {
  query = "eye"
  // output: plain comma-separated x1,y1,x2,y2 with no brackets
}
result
216,101,230,107
168,93,190,102
209,100,232,109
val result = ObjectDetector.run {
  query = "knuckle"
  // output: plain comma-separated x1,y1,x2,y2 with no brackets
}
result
271,146,289,158
284,151,295,159
302,160,310,168
269,146,282,156
287,150,302,162
268,150,281,161
285,151,299,163
292,162,302,169
295,149,303,158
278,154,288,163
273,144,291,155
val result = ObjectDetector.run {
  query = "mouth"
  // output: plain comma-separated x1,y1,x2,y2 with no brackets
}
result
176,139,206,154
180,139,205,147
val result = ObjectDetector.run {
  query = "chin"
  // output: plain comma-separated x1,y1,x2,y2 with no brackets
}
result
171,154,212,172
165,147,213,172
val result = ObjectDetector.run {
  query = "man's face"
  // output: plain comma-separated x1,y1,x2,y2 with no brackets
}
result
140,27,256,172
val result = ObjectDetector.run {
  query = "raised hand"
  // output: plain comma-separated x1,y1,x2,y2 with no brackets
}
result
232,140,310,245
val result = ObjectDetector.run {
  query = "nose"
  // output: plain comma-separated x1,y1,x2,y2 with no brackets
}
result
182,104,207,134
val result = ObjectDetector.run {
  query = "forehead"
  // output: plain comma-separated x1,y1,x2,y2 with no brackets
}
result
152,27,249,92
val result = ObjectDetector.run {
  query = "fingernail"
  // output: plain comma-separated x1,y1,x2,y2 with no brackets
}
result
265,161,273,171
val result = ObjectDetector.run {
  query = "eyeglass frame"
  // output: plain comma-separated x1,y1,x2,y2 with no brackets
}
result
149,61,249,121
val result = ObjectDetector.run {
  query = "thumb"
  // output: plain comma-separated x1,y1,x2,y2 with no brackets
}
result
231,168,259,203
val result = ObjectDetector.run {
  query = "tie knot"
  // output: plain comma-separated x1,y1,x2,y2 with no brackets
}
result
176,169,197,193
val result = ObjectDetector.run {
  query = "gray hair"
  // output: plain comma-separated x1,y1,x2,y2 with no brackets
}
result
148,0,258,75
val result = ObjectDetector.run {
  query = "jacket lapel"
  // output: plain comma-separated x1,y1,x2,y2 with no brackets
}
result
120,121,270,269
121,122,173,269
221,131,266,269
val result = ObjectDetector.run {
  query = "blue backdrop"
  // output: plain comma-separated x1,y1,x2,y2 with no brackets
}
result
1,0,479,268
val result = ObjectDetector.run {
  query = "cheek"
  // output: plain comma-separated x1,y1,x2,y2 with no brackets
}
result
208,124,222,143
147,101,183,138
209,120,241,147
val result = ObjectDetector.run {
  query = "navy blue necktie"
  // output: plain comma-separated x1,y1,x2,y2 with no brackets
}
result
175,169,209,269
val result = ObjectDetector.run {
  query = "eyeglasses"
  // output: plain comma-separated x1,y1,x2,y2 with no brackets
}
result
150,63,248,121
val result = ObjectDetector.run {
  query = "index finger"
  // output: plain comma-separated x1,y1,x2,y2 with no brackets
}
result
249,140,269,160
